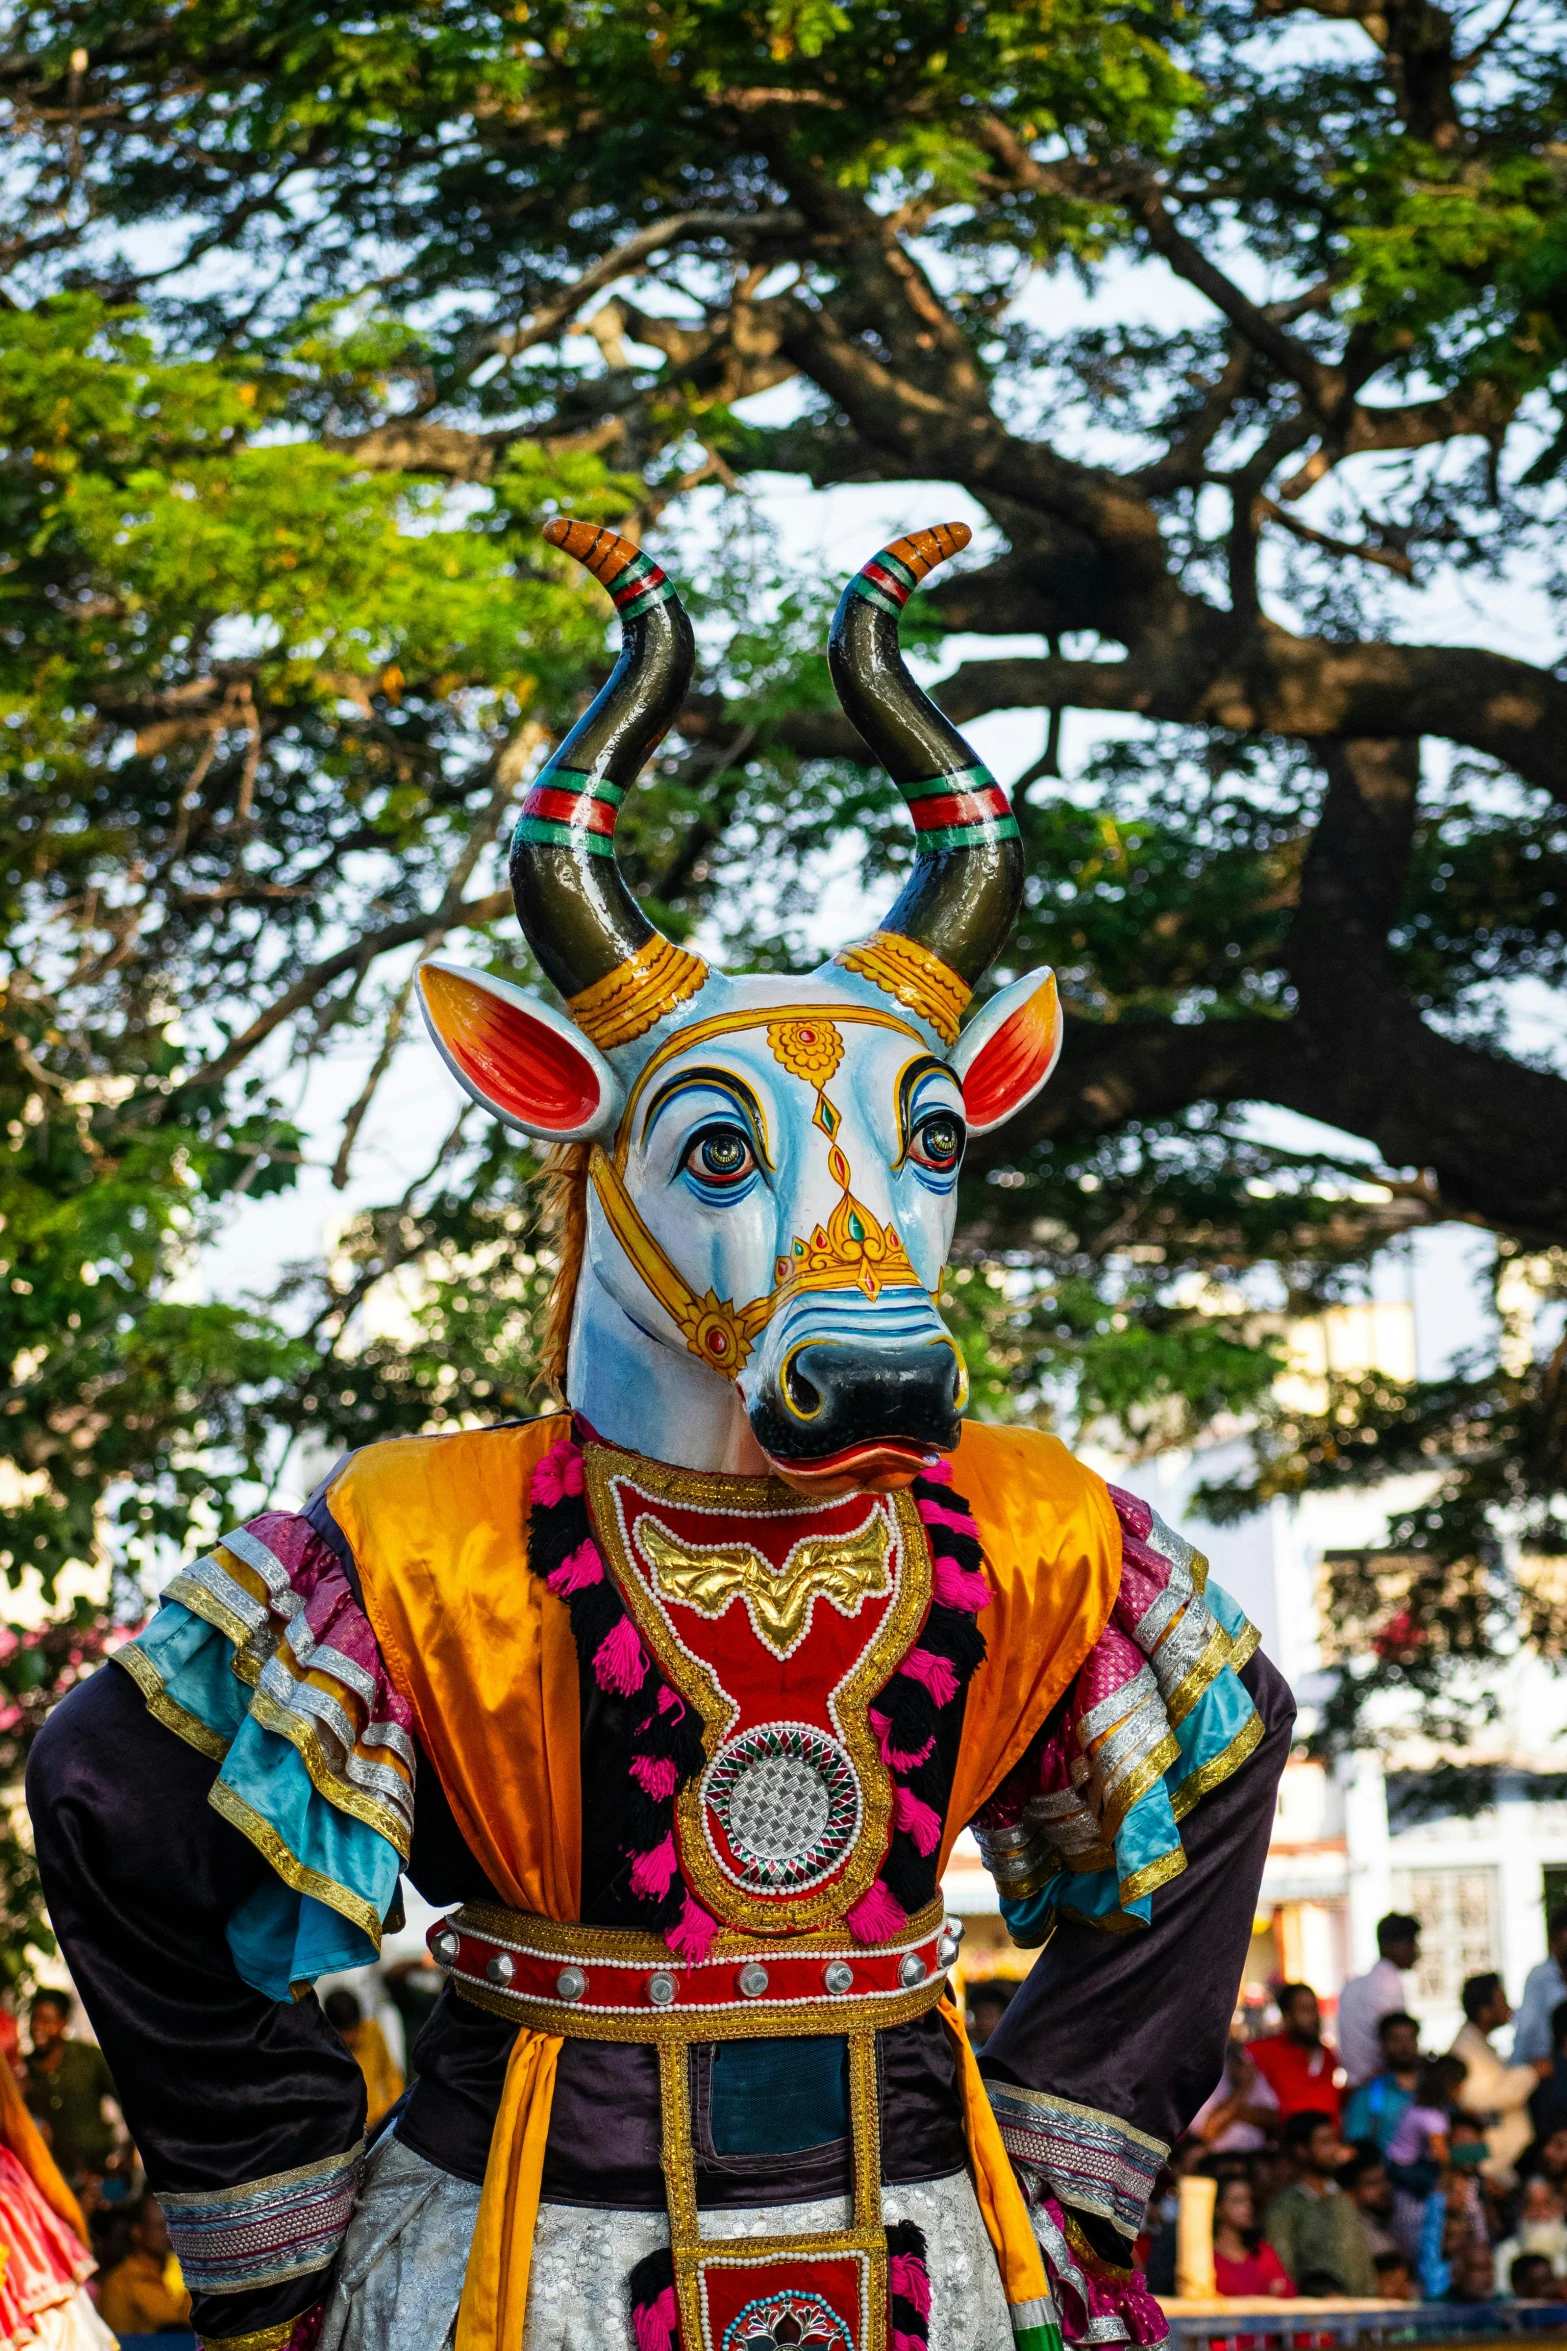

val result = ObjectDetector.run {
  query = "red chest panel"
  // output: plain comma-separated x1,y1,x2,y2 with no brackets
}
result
585,1449,932,1935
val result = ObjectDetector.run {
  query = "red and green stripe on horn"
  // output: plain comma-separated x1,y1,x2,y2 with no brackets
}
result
845,531,1021,854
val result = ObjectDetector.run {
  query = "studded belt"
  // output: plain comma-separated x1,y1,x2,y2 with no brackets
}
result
428,1897,963,2041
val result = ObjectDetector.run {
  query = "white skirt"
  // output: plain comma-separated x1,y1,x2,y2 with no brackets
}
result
319,2131,1014,2351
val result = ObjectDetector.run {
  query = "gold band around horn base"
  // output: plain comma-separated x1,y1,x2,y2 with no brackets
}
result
568,936,709,1052
835,931,970,1048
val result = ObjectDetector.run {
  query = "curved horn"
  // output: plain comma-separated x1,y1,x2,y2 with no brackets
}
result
827,523,1023,1047
510,520,707,1051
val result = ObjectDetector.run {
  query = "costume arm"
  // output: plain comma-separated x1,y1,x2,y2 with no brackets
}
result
979,1648,1294,2264
28,1660,366,2349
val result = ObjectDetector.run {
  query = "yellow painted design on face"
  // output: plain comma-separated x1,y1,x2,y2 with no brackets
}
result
765,1017,846,1088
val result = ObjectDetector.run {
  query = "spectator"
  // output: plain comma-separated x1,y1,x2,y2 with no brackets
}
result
1144,2138,1206,2295
1492,2174,1567,2294
1386,2055,1465,2255
964,1980,1017,2051
1264,2111,1377,2296
1509,2252,1560,2301
1251,1986,1342,2127
1452,1971,1550,2181
322,1987,404,2134
1533,2125,1567,2189
1192,2041,1280,2152
1531,1999,1567,2144
1373,2248,1415,2301
21,1993,115,2186
1343,2148,1399,2259
1514,1909,1567,2065
381,1955,444,2083
1446,2228,1500,2304
1338,1914,1421,2089
1343,2012,1422,2154
1212,2174,1293,2298
96,2194,191,2335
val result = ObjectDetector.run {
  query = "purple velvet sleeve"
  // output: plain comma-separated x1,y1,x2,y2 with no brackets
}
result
978,1648,1294,2259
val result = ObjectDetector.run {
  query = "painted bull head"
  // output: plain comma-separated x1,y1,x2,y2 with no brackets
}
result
418,520,1063,1493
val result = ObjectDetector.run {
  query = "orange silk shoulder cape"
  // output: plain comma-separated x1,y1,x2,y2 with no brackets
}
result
330,1417,1122,2351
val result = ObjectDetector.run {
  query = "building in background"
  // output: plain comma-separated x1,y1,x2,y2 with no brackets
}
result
945,1290,1567,2052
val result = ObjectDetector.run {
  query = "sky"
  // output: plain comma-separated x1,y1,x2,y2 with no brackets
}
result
178,223,1565,1434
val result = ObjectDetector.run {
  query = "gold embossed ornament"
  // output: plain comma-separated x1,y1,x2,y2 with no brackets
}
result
766,1018,846,1087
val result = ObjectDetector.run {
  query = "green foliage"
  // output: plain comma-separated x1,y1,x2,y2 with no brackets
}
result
0,0,1560,1905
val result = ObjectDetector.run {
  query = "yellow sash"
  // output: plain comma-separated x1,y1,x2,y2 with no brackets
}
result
331,1416,1120,2349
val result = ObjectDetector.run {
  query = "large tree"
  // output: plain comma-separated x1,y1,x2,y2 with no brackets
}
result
1,0,1565,1786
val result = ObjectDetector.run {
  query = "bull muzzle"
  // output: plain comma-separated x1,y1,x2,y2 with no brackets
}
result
749,1333,967,1497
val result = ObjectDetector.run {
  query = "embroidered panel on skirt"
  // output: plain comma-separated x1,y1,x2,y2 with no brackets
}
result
318,2130,1018,2351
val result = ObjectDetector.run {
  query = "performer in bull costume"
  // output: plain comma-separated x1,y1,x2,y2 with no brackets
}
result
28,520,1292,2351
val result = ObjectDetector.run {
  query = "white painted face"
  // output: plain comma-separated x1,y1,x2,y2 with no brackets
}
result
416,954,1062,1487
595,978,971,1481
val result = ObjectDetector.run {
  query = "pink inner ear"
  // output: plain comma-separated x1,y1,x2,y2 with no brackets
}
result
961,977,1061,1129
421,966,602,1131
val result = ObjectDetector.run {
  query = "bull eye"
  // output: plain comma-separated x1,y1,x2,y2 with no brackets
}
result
910,1110,965,1172
684,1123,756,1187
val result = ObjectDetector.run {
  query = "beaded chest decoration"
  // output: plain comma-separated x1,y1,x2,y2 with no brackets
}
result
583,1447,931,1935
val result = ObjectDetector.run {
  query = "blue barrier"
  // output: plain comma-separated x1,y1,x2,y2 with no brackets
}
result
1161,2301,1567,2346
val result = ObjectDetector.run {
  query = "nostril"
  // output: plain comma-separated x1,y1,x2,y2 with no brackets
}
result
782,1351,824,1421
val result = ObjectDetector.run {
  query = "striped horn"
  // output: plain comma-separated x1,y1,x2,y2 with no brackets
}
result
511,520,707,1052
828,524,1023,1047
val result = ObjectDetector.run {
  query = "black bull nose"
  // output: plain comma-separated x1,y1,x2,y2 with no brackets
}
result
749,1339,965,1464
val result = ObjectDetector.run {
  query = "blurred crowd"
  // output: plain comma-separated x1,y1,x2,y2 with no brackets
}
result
1130,1908,1567,2308
0,1972,412,2342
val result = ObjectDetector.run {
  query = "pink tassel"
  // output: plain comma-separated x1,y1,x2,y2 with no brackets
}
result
917,1497,974,1537
889,2253,931,2317
894,1785,943,1856
657,1684,685,1718
894,2330,925,2351
665,1891,719,1961
919,1458,953,1486
634,2285,679,2351
846,1878,907,1945
901,1647,959,1707
933,1554,990,1614
547,1538,604,1596
594,1616,649,1695
631,1753,680,1801
629,1834,679,1901
869,1708,935,1773
531,1440,584,1508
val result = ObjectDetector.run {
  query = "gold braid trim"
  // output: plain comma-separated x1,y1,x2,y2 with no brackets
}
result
568,936,708,1051
206,1780,386,1950
1168,1703,1265,1823
836,931,970,1047
198,2318,322,2351
112,1645,229,1761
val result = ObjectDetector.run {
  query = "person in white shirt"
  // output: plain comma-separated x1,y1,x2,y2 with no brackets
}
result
1514,1909,1567,2065
1451,1971,1553,2183
1338,1912,1420,2089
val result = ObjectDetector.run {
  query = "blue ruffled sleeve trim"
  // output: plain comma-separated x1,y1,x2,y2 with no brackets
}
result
118,1550,410,2004
998,1573,1264,1945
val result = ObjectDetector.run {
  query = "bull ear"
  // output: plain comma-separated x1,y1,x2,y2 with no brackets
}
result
951,969,1062,1136
417,958,621,1142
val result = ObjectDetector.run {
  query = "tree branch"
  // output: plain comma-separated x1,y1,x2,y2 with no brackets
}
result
971,1001,1567,1244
